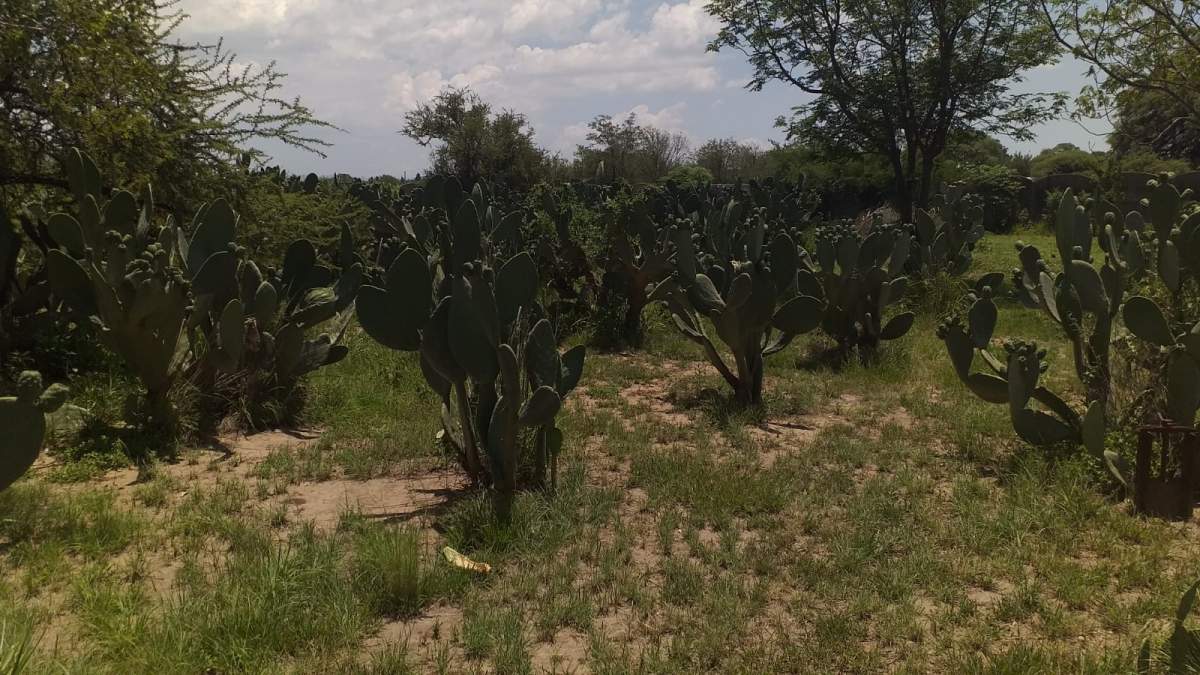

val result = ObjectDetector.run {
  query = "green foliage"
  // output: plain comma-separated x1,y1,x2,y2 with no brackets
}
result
0,0,331,212
170,198,360,430
649,200,823,405
1113,148,1194,177
1030,143,1103,179
1119,178,1200,429
45,149,191,434
42,149,355,437
574,113,694,183
910,189,986,278
709,0,1064,219
0,370,68,491
809,221,916,358
764,145,892,216
935,183,1200,496
402,87,549,190
938,189,1129,452
236,170,372,266
531,186,599,336
663,164,714,188
942,164,1029,232
595,195,675,349
692,138,768,183
354,176,586,517
1045,0,1200,167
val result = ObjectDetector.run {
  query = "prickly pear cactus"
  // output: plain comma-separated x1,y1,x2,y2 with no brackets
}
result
170,201,359,381
0,371,68,492
809,221,916,359
355,177,585,515
937,186,1150,480
597,199,675,348
535,188,597,329
1120,177,1200,429
938,290,1106,454
911,189,986,278
45,149,191,433
650,202,825,405
1008,188,1141,407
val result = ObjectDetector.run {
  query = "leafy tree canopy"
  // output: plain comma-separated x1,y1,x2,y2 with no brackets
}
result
1043,0,1200,145
708,0,1065,219
574,113,691,184
1030,142,1103,177
0,0,332,211
400,87,548,190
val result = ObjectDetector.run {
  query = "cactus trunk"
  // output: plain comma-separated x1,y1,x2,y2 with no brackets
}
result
452,380,483,482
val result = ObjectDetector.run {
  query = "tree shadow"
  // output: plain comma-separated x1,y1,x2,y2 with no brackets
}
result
666,386,767,428
790,344,854,373
368,484,474,525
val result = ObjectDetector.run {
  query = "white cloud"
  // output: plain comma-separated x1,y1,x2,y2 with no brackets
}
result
504,0,603,34
552,102,691,154
554,122,593,154
649,0,720,50
386,64,506,112
180,0,321,32
185,0,1080,174
628,103,688,132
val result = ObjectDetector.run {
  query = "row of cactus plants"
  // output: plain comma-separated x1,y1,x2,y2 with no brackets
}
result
646,200,915,403
35,149,355,436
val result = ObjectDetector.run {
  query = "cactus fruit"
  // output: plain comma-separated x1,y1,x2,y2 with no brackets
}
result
1,371,68,492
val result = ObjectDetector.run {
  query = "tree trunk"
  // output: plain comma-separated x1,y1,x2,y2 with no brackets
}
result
453,380,483,483
917,150,938,212
887,148,913,222
624,281,647,348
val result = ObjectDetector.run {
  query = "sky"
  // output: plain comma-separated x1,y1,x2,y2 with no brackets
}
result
174,0,1113,178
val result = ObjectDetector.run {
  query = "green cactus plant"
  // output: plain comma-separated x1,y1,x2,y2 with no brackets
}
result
1120,177,1200,429
1008,188,1141,407
597,199,675,348
356,177,585,517
45,149,191,433
1138,578,1200,674
649,203,824,405
911,189,986,278
937,292,1108,458
170,204,358,381
809,221,916,360
1,371,69,492
937,185,1161,487
535,188,597,331
167,200,359,428
740,177,815,228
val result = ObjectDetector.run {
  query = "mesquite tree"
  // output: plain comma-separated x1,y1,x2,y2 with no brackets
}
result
707,0,1065,220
